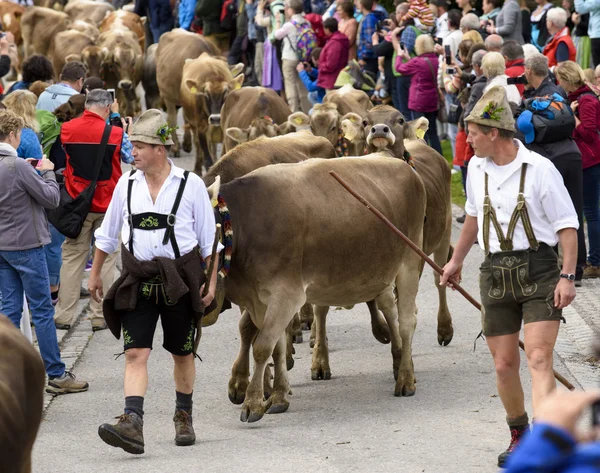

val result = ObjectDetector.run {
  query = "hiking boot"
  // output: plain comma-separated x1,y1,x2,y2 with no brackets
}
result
46,371,89,395
497,424,528,467
173,409,196,446
98,413,144,455
583,264,600,279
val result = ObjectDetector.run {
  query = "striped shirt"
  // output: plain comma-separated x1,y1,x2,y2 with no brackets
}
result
402,0,434,28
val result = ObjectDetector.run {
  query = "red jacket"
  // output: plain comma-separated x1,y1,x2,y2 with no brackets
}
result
317,31,349,90
62,110,123,213
543,27,576,68
505,58,525,96
568,85,600,170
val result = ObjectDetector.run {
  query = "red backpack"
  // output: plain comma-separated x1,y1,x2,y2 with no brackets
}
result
305,13,326,47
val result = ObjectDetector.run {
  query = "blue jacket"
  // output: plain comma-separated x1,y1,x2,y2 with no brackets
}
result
357,10,387,60
505,423,600,473
17,127,42,160
299,68,325,102
36,84,79,113
178,0,196,30
575,0,600,39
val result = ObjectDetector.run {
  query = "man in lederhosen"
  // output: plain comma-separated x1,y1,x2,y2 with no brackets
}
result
440,86,579,468
88,109,222,454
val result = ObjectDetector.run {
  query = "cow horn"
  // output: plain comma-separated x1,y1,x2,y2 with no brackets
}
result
207,175,221,206
229,62,244,77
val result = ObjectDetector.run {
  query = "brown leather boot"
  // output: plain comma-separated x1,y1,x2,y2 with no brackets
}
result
497,424,528,467
173,410,196,446
98,413,144,454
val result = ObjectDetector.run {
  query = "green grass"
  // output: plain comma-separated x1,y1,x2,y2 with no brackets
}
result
441,140,466,208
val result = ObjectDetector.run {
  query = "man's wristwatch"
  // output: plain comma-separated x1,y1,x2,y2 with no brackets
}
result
560,273,576,282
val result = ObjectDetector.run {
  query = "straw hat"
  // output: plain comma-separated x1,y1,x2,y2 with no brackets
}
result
464,85,516,132
129,109,175,145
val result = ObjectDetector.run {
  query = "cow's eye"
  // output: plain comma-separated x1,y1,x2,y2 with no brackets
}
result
330,125,337,132
398,118,405,125
362,119,368,128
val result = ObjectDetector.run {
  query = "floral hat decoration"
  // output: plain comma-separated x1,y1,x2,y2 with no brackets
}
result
465,85,516,132
130,109,176,146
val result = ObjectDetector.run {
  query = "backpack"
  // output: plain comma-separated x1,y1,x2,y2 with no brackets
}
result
516,93,575,145
290,20,317,62
305,13,326,47
36,109,61,157
220,0,236,31
334,59,376,92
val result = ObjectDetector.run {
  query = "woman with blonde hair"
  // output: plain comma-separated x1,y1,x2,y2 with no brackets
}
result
556,60,600,279
2,89,42,160
482,51,521,104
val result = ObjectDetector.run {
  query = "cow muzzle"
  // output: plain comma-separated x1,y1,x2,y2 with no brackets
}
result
209,114,221,126
118,80,133,90
367,124,396,149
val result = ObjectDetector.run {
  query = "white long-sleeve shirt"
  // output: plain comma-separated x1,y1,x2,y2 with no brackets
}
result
465,140,579,253
95,160,223,261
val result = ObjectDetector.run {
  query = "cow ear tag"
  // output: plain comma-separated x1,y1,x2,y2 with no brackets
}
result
416,129,425,140
190,86,198,94
294,117,303,125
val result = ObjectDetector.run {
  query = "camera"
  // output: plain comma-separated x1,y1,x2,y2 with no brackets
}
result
507,76,527,85
107,88,116,102
435,37,443,46
444,45,452,65
400,41,405,50
446,67,456,75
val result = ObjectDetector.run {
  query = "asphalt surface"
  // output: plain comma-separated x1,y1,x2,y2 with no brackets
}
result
31,137,587,473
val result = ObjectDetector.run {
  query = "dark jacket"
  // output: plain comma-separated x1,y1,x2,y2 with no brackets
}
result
517,76,581,162
373,39,394,95
195,0,225,36
318,31,350,90
464,74,487,127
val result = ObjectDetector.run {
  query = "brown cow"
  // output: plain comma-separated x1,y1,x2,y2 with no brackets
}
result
100,10,145,51
70,19,100,41
220,86,293,152
50,29,103,80
289,84,373,157
207,152,427,422
0,315,45,473
21,7,70,58
98,27,143,117
142,43,160,110
0,2,25,47
64,0,114,26
156,29,243,173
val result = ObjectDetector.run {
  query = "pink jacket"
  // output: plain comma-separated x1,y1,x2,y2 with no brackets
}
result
568,85,600,170
395,52,439,113
317,31,350,90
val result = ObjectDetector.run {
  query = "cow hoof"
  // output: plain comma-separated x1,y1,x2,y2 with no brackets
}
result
171,148,181,158
309,338,315,349
294,333,303,344
311,368,331,381
301,322,311,331
266,398,289,415
437,325,454,347
394,379,416,397
286,356,295,371
240,404,265,423
228,379,248,405
372,324,391,345
182,137,192,153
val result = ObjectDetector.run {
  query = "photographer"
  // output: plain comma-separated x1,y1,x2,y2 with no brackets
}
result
504,390,600,472
296,48,325,105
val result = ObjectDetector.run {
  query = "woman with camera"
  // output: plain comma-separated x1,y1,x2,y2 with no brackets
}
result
0,109,89,394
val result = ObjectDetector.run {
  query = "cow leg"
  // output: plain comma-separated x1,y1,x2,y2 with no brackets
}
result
182,123,192,153
241,292,303,423
311,305,331,381
367,299,391,344
300,302,313,330
433,242,454,346
165,101,180,157
284,319,295,371
394,253,422,397
198,132,213,174
265,332,290,414
375,288,403,382
292,311,302,344
228,310,257,405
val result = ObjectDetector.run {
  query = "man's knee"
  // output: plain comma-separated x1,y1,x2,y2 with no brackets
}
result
172,353,194,364
526,347,553,372
493,355,520,380
125,348,151,365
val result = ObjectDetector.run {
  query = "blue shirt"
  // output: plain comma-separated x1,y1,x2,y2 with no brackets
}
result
17,127,42,160
358,12,379,60
298,68,325,102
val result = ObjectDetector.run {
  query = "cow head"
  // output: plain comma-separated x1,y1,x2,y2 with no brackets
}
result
185,73,244,127
81,46,103,78
226,116,292,144
342,105,430,158
102,44,140,92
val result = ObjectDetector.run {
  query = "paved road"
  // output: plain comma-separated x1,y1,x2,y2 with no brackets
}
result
31,138,591,473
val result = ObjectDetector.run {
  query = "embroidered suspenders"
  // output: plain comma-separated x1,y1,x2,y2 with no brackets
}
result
482,163,540,255
126,170,190,258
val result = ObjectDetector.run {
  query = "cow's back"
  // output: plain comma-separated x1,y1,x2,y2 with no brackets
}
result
156,29,220,104
0,315,45,473
324,86,372,116
221,157,426,307
203,132,336,186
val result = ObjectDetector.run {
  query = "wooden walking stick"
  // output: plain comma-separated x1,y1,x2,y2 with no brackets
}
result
329,170,576,391
193,223,222,355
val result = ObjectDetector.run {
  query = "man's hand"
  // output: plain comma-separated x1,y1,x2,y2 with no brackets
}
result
554,278,576,309
0,35,9,55
371,31,380,45
296,62,304,73
440,258,463,289
434,43,444,55
571,100,579,114
110,99,119,114
572,12,581,25
199,283,215,307
89,272,104,303
535,390,600,440
36,155,54,172
121,116,133,133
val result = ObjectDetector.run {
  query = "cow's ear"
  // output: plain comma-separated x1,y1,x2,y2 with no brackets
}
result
229,73,244,90
65,53,82,63
288,112,311,131
341,114,365,143
101,47,111,62
404,117,429,141
140,16,147,25
185,79,200,94
226,127,250,144
206,175,221,204
275,121,293,135
229,62,244,77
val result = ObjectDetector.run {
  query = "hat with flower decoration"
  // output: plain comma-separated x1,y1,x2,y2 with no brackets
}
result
465,85,515,132
129,109,176,145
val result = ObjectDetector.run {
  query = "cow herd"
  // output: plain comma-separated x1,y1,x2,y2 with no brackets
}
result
0,0,455,427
